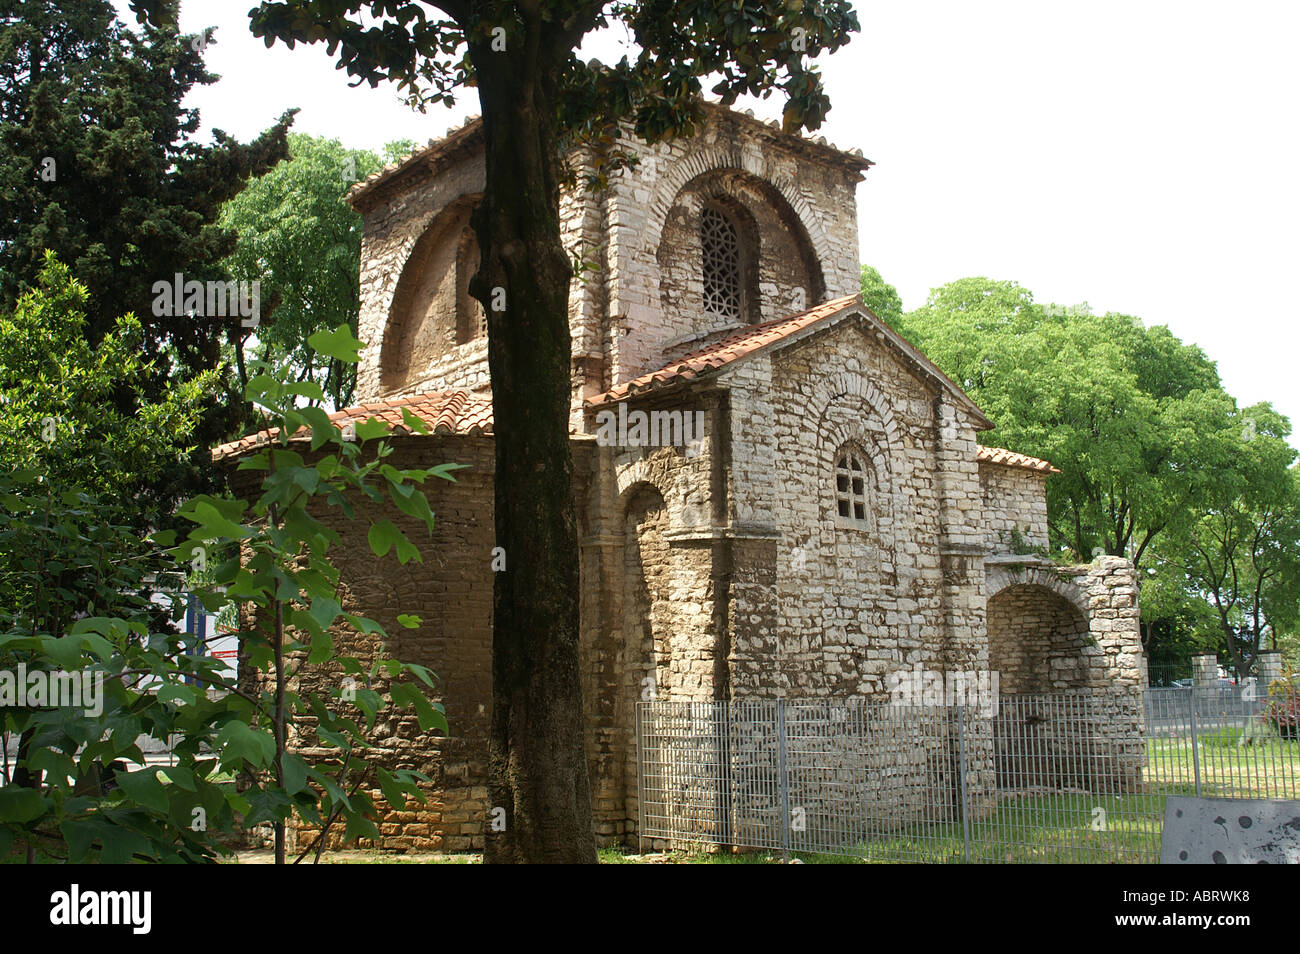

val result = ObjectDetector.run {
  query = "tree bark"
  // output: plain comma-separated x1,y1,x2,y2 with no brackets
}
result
470,32,596,864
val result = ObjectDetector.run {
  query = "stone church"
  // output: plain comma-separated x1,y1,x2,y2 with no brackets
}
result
216,104,1145,851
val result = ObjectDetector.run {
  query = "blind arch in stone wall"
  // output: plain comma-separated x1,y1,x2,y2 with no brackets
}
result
380,194,483,394
811,364,902,557
987,581,1095,693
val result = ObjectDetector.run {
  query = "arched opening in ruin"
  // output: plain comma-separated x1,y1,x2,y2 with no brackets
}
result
987,582,1092,694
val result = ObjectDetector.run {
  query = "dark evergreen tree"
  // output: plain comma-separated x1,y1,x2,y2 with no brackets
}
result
0,1,293,442
0,0,294,511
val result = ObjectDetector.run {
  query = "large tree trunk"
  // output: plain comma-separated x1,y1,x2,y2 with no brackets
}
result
470,34,596,864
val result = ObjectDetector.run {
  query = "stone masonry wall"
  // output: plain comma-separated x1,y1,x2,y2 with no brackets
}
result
233,436,495,853
984,557,1147,792
352,108,868,411
577,393,724,842
980,463,1050,553
656,172,821,353
354,152,486,403
985,558,1144,692
603,109,865,387
723,314,990,699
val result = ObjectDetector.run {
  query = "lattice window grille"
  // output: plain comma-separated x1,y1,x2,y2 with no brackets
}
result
701,206,741,322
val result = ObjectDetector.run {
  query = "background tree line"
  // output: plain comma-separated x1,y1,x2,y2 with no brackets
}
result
861,267,1300,680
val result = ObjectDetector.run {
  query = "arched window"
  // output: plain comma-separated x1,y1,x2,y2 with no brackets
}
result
701,205,742,323
834,445,872,529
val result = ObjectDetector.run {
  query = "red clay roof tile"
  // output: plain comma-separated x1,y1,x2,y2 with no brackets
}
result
587,295,861,405
210,390,493,462
212,391,1053,477
976,445,1059,474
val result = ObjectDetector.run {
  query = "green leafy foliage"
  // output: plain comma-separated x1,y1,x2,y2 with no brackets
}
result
0,0,293,387
859,265,903,328
176,324,460,862
0,254,214,514
0,466,237,863
219,134,413,408
248,0,857,139
1,317,458,863
894,274,1300,674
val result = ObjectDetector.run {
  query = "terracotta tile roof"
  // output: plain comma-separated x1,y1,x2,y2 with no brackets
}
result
211,391,493,462
588,296,861,404
585,296,992,431
977,445,1059,474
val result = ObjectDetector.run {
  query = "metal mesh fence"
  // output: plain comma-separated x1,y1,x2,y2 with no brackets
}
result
637,686,1299,863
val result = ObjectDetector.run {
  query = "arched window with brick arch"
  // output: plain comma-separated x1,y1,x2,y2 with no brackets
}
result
833,442,875,531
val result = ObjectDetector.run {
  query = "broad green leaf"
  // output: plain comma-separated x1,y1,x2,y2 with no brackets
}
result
282,753,309,795
355,417,389,442
0,787,45,823
368,520,400,558
115,767,170,813
307,324,364,362
216,721,276,770
375,766,407,811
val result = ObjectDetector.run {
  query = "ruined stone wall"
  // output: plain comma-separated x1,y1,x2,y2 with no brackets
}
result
986,558,1144,692
983,558,1147,792
987,583,1092,693
980,463,1050,553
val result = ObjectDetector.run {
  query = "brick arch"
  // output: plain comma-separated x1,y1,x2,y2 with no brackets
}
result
809,364,903,464
615,466,676,525
641,146,834,297
986,566,1090,620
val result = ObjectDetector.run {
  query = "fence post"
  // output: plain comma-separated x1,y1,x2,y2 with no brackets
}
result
1188,689,1201,798
957,703,972,863
777,698,790,863
636,701,645,856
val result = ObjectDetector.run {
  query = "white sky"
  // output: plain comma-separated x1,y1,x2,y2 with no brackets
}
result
126,1,1300,429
